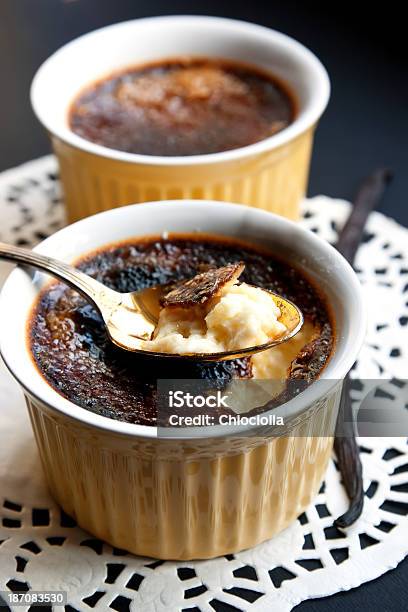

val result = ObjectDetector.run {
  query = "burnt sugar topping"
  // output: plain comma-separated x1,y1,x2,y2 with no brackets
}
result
29,235,334,425
69,57,295,156
161,262,245,308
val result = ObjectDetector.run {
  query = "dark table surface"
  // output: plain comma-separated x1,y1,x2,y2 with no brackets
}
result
0,1,407,611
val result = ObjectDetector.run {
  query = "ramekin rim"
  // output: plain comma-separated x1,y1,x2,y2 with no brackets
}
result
0,200,366,440
30,15,330,166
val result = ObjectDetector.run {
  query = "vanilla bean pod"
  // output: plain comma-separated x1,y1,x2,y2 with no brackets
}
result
333,168,392,528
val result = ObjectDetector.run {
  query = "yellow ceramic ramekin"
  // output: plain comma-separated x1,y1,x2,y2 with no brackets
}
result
0,201,365,560
25,397,339,559
30,16,330,223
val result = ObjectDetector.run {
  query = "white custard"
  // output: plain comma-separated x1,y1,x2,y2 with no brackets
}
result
143,281,287,354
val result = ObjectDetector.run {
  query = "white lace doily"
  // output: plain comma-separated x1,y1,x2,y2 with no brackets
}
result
0,156,407,612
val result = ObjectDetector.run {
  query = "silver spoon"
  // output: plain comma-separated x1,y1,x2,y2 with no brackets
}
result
0,242,303,361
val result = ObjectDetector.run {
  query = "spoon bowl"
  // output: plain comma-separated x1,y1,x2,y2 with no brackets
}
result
0,242,303,361
108,285,303,360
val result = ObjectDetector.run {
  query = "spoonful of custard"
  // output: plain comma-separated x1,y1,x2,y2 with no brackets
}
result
0,242,303,361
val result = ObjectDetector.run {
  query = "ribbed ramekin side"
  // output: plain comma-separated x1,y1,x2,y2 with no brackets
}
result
52,129,313,223
25,382,340,560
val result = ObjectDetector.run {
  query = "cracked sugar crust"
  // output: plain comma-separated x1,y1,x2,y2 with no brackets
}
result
161,262,245,308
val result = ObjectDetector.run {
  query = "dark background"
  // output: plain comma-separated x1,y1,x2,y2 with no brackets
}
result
0,1,407,611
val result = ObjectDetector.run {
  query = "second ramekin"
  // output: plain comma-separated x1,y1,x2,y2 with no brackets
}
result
0,201,364,559
31,16,330,222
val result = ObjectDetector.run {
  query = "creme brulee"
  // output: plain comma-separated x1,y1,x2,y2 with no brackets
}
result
69,57,296,156
29,234,333,425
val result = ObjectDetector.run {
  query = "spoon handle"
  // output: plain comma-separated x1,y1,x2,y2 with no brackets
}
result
0,241,117,307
